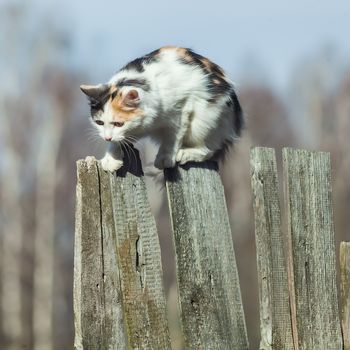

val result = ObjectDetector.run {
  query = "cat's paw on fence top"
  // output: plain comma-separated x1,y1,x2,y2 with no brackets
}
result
101,154,123,172
176,148,214,165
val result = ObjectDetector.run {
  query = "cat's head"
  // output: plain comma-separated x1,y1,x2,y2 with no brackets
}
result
80,83,150,142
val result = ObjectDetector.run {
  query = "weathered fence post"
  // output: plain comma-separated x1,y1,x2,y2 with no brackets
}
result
283,148,343,350
250,147,294,350
75,145,345,350
74,156,120,350
74,150,171,349
340,242,350,350
165,162,249,350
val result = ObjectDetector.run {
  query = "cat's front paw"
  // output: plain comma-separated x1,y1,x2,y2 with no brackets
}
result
101,154,123,172
154,153,176,169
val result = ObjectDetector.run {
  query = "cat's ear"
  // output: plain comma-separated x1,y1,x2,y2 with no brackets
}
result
122,89,140,108
80,84,109,101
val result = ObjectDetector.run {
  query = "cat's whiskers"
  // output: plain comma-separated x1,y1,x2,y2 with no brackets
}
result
83,127,106,155
86,134,99,142
123,139,139,173
125,135,138,143
120,140,130,163
125,136,139,160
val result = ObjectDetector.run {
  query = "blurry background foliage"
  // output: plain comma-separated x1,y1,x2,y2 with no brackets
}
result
0,0,349,349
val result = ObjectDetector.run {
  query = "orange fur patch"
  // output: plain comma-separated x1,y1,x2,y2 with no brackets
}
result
200,58,225,77
160,45,178,51
181,48,194,63
183,54,193,63
201,57,212,71
110,94,143,121
176,47,188,56
109,85,118,95
160,46,193,62
178,49,194,63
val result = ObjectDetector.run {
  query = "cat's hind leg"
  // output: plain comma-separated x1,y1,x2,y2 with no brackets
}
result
176,97,232,165
154,100,193,169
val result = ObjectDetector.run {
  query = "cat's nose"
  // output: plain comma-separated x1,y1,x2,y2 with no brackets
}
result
105,136,112,141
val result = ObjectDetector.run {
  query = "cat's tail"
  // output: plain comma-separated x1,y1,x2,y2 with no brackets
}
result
214,88,244,161
229,88,244,138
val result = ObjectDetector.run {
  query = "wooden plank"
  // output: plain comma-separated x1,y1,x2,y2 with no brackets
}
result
98,161,128,350
74,149,171,349
74,156,127,349
250,147,294,350
108,149,171,349
165,162,249,350
282,148,343,350
340,242,350,350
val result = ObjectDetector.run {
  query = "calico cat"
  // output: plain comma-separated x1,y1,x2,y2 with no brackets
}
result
80,46,243,172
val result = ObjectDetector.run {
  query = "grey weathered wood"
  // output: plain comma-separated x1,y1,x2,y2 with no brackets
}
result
108,153,171,349
282,148,343,350
340,242,350,350
74,156,127,350
250,147,294,350
74,150,170,349
165,162,249,350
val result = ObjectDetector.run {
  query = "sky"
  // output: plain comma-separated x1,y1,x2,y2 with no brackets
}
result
3,0,350,90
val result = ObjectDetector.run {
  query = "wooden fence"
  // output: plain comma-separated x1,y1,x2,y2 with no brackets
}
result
74,147,349,350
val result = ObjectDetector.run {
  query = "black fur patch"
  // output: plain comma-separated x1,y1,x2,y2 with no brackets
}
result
178,49,231,104
213,89,244,160
116,78,150,91
186,49,206,68
122,57,144,73
208,62,225,77
207,77,231,103
122,49,160,73
179,49,224,76
229,89,244,136
178,48,205,69
88,89,110,116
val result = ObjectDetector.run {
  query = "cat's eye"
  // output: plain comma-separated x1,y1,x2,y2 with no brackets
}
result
95,120,104,126
111,91,118,100
112,121,124,127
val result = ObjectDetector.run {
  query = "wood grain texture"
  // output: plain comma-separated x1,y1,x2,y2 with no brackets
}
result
283,148,343,350
250,148,294,350
340,242,350,350
165,162,248,350
74,149,170,349
108,153,171,349
74,156,127,350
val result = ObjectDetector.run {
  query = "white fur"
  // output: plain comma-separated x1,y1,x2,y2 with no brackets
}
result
100,143,123,172
92,49,238,172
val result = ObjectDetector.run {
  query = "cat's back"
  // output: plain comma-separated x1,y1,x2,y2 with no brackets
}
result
112,46,230,91
121,46,209,74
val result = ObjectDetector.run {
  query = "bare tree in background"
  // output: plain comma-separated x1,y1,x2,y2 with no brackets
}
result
289,52,350,244
0,6,26,348
0,4,80,349
33,94,63,350
0,104,24,350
